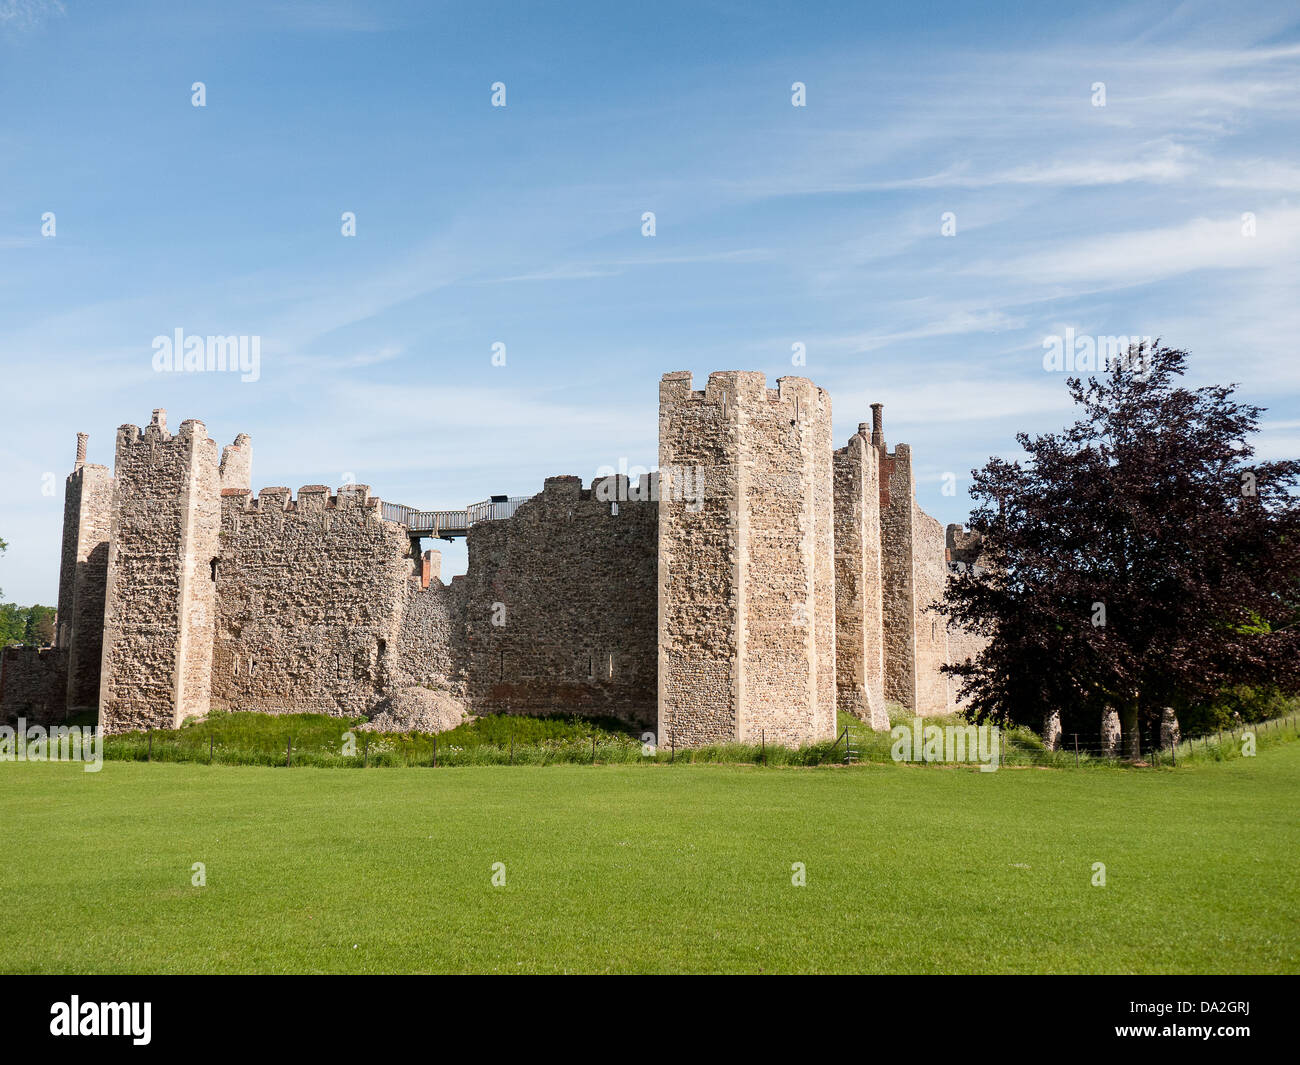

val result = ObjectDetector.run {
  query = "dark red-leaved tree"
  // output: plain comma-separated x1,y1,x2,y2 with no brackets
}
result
943,344,1300,752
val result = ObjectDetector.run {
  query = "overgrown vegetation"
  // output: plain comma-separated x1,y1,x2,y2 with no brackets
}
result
91,710,852,768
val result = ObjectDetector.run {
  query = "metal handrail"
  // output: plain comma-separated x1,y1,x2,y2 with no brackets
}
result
381,495,532,534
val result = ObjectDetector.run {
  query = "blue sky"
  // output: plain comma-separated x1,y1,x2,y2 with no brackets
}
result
2,0,1298,603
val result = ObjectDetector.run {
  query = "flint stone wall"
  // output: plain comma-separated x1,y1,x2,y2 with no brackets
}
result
213,485,422,717
462,475,657,727
0,647,68,726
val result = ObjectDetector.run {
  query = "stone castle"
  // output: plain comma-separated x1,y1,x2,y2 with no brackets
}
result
0,370,984,745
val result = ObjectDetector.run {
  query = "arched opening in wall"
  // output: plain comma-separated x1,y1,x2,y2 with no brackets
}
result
210,558,219,582
377,638,387,660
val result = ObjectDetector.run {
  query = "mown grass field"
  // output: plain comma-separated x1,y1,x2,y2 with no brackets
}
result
1,737,1296,974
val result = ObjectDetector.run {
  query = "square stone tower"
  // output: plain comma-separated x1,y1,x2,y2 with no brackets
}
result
657,371,836,747
832,416,889,730
55,432,113,713
98,411,222,732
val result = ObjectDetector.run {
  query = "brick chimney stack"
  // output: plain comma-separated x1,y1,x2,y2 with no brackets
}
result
75,432,88,469
870,403,884,447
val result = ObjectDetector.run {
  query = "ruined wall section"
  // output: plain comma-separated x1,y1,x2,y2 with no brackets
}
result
833,427,888,730
658,371,835,748
394,548,469,698
462,475,657,726
55,433,113,712
98,411,221,732
213,485,419,717
0,647,68,726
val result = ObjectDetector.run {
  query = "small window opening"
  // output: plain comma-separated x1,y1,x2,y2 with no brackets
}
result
210,558,219,581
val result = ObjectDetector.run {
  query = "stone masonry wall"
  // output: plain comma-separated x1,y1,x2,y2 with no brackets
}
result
395,550,468,696
213,484,419,717
0,647,68,726
833,428,888,730
944,523,989,711
98,411,222,733
879,442,916,709
462,475,657,726
911,505,950,716
742,376,836,745
658,371,836,747
55,456,112,712
19,380,986,743
657,372,739,744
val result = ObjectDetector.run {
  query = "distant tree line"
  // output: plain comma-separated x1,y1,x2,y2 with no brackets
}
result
0,536,57,648
0,603,56,648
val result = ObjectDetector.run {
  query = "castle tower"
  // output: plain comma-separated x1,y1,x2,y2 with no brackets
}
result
873,409,951,716
98,410,223,732
874,412,918,710
657,371,835,747
55,432,113,712
833,423,888,730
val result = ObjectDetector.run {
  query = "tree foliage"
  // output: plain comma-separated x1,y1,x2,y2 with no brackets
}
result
943,345,1300,738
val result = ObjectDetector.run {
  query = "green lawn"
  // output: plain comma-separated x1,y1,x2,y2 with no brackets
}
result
1,742,1297,974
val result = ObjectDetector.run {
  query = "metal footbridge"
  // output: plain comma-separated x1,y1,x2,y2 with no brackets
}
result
380,495,531,539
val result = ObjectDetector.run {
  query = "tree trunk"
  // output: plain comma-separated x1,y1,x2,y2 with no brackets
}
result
1120,700,1141,761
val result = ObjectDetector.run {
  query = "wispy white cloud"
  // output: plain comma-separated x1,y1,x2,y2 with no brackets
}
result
980,207,1300,288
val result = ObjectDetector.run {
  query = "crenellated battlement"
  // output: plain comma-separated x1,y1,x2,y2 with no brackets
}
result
220,484,381,517
659,370,830,418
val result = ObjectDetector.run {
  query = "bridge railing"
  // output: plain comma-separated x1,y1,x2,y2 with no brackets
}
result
381,495,533,534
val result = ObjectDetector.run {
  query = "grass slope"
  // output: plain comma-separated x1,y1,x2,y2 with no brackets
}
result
1,744,1297,974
